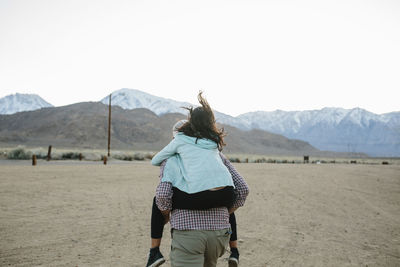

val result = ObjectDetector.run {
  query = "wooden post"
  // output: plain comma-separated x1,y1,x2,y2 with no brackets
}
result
32,154,37,166
103,156,107,165
107,94,111,157
47,145,52,161
79,153,83,161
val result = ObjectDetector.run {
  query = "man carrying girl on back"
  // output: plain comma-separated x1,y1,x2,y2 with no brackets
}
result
145,92,249,267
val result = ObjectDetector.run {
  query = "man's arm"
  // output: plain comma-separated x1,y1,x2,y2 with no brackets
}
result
220,153,249,212
156,181,172,222
155,161,173,220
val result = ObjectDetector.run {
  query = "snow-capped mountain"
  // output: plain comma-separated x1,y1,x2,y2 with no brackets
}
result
100,88,192,115
100,88,249,129
238,108,400,157
2,89,397,156
238,108,383,135
102,89,399,156
0,93,53,115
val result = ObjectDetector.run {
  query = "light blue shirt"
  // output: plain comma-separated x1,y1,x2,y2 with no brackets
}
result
151,133,234,194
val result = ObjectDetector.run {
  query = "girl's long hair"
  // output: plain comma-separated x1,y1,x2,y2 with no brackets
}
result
178,91,226,151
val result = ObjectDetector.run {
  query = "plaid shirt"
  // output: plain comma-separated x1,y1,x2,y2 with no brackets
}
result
155,153,249,230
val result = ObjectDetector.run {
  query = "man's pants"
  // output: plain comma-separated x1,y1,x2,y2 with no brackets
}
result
170,228,231,267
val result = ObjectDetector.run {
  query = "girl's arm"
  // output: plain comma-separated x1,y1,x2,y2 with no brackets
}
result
151,138,179,166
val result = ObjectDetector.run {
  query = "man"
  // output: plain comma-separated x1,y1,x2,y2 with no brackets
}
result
155,153,249,266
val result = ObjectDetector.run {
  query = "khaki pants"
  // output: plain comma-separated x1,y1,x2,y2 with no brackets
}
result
170,228,231,267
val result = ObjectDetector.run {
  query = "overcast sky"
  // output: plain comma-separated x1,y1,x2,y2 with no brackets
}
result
0,0,399,116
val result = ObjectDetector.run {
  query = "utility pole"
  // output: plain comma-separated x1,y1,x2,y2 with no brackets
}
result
108,94,111,157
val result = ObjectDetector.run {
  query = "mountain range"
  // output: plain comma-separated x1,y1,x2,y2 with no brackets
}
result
0,102,325,156
238,108,400,157
1,89,399,156
101,89,400,157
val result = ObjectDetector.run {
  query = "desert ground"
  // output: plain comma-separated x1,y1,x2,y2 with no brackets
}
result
0,160,399,266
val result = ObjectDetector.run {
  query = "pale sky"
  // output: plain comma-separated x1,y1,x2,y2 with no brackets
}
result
0,0,399,116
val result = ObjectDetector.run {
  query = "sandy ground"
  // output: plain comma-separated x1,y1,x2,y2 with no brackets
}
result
0,160,399,266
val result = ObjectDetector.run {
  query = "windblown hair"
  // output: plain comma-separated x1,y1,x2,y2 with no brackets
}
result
178,91,226,151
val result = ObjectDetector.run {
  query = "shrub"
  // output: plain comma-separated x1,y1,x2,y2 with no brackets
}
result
229,157,241,163
35,154,48,160
61,152,82,160
133,153,145,161
113,152,152,161
7,147,32,160
145,153,154,160
113,154,133,161
123,155,134,161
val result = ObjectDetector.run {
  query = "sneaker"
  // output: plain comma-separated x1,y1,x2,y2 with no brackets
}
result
146,248,165,267
228,249,239,267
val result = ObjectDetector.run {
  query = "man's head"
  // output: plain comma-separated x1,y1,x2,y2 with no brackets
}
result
172,120,187,137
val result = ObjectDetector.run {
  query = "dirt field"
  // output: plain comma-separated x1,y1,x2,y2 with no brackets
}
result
0,160,399,266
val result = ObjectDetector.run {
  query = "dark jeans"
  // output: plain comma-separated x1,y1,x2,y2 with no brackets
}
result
151,187,238,242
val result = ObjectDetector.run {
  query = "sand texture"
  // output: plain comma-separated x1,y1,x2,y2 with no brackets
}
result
0,161,399,266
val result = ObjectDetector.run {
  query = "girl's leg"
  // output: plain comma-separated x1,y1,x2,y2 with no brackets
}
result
146,197,166,267
228,212,240,265
229,212,238,247
151,196,165,247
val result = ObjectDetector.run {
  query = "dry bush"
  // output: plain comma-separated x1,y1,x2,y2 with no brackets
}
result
7,147,32,160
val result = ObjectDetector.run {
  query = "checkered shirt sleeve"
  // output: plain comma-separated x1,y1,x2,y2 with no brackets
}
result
155,161,173,211
219,153,249,209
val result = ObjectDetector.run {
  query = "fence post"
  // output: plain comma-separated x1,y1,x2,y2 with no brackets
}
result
108,94,111,157
103,156,107,165
32,154,37,166
47,145,52,161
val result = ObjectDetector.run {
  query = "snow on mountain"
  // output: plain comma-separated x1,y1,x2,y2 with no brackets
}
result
239,108,400,156
0,89,398,156
238,107,384,134
100,88,193,115
236,108,345,135
381,111,400,126
100,88,399,156
100,88,249,129
0,93,53,115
